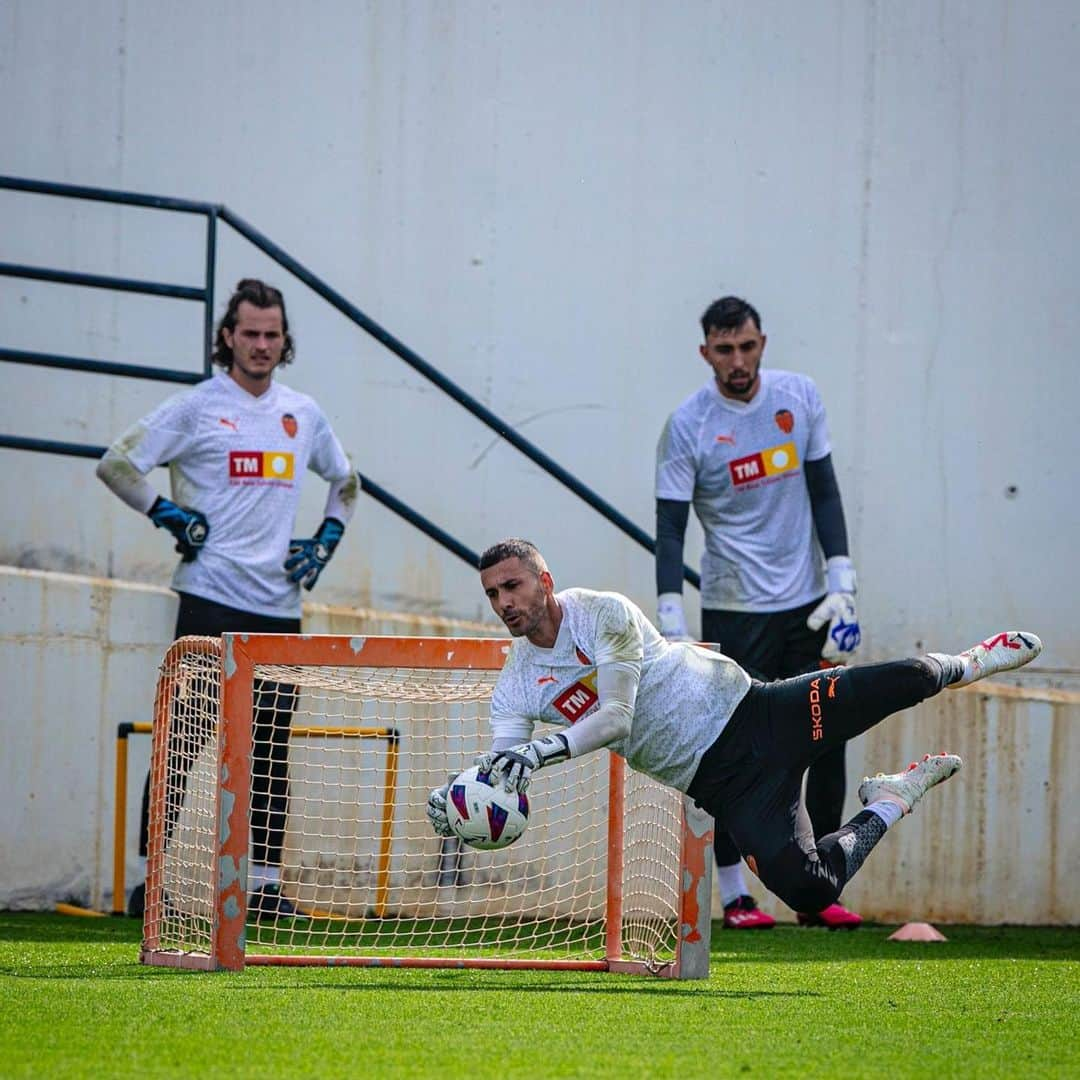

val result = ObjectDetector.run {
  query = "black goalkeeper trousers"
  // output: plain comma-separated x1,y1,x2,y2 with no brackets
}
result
138,592,301,867
687,658,943,914
702,600,845,874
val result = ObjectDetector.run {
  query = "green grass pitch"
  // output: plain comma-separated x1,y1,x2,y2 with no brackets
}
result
1,913,1077,1078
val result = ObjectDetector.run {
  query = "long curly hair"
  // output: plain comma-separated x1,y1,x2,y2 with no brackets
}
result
211,278,295,369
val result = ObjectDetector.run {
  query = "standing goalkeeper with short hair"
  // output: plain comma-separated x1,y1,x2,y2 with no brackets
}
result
655,295,862,930
97,278,357,920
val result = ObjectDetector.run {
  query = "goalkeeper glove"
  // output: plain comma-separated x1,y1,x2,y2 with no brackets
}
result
426,780,453,837
148,496,209,562
284,517,345,590
806,555,861,662
477,733,571,794
656,592,693,641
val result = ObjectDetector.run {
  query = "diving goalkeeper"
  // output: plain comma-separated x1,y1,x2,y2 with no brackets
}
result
427,538,1041,916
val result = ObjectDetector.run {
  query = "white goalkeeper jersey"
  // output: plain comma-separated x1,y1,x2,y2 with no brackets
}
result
489,588,751,793
115,371,352,617
656,368,831,612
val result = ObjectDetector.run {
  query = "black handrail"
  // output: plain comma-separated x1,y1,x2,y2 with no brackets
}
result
0,174,700,588
356,473,479,568
0,175,217,215
0,261,204,301
0,435,109,460
0,348,203,385
219,205,698,587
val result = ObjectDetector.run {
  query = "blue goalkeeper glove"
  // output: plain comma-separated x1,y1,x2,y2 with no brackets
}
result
476,733,571,794
284,517,345,591
148,496,209,562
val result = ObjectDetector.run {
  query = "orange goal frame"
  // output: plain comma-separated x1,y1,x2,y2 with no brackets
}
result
140,633,713,977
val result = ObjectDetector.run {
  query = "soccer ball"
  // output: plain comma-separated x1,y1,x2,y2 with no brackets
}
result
445,764,530,850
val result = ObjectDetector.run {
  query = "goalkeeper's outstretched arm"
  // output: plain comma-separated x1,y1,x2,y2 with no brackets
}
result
562,660,639,757
483,661,641,793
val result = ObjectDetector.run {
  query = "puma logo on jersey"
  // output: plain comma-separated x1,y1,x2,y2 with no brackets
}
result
537,675,557,685
715,432,736,446
219,417,239,431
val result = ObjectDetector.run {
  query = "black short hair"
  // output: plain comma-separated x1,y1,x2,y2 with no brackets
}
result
478,538,546,574
700,296,762,339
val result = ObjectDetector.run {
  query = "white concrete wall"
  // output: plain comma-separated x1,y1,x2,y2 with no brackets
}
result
1,2,1078,918
1,0,1077,662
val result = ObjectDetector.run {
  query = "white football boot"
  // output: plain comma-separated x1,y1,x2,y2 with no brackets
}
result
858,752,963,815
947,631,1042,688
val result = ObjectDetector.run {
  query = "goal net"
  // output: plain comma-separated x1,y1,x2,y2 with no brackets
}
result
140,634,712,977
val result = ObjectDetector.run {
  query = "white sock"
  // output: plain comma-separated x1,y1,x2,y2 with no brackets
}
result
716,862,748,907
249,864,281,890
865,799,904,828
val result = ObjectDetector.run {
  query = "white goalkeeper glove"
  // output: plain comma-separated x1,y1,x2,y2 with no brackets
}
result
806,556,861,663
477,733,572,794
426,780,453,837
656,592,693,642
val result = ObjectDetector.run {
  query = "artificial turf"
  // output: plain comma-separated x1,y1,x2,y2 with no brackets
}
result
1,913,1077,1078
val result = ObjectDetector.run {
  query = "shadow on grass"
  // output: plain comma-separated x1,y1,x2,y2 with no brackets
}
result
0,961,819,998
234,977,816,999
0,963,170,981
0,954,816,998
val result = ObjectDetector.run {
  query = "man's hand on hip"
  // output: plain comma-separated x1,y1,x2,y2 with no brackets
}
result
148,496,209,562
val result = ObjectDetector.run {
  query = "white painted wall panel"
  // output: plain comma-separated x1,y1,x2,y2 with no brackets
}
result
2,1,1076,658
0,2,1077,913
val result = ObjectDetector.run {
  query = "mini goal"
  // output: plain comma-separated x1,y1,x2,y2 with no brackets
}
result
140,633,712,977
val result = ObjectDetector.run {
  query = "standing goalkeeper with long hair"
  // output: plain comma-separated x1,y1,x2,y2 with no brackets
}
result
98,278,357,920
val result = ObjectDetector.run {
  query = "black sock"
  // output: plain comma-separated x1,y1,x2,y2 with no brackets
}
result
820,809,890,884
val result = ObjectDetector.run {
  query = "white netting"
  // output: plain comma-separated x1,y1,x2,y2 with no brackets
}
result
145,639,221,958
144,639,685,969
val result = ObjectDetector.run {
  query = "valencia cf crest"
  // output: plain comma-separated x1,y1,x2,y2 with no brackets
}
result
774,409,794,434
281,413,298,438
